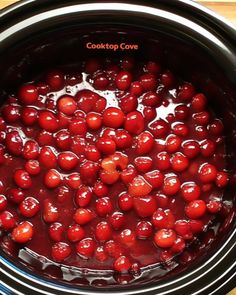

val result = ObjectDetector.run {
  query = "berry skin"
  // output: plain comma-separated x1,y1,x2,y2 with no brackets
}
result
181,182,201,202
182,140,200,159
103,107,125,129
0,211,16,230
58,151,78,171
128,175,152,197
49,223,64,242
216,171,229,188
144,170,164,189
154,229,177,248
73,208,94,225
124,111,145,135
136,221,153,239
18,84,39,105
162,175,181,196
118,193,133,211
67,224,85,242
96,197,113,217
57,95,77,115
0,195,7,211
43,199,59,223
75,186,92,207
38,110,59,132
114,256,131,273
156,152,171,171
171,152,189,172
19,197,40,218
95,221,112,242
152,209,175,229
76,238,96,258
96,137,116,155
109,211,125,230
166,134,181,153
13,169,32,189
11,221,33,243
86,112,102,130
198,163,217,183
136,131,154,155
44,169,61,189
185,200,207,219
51,242,71,262
115,71,132,90
133,195,157,218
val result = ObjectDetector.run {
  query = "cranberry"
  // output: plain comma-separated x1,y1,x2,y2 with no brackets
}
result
96,197,113,216
93,72,109,90
96,137,116,155
165,134,181,153
178,83,195,101
156,152,171,171
5,131,23,156
86,112,102,130
102,107,125,129
121,57,135,71
181,182,201,202
174,220,193,240
74,208,94,225
191,93,207,111
119,228,135,246
93,181,109,198
76,90,98,113
198,163,217,183
193,111,210,126
57,151,78,171
95,221,112,242
209,119,223,136
139,73,157,91
23,140,39,160
182,140,200,159
120,95,138,114
100,169,120,185
38,110,59,132
46,70,64,91
67,224,85,242
76,238,96,258
18,84,38,105
162,175,181,196
56,185,70,203
207,200,222,214
152,209,175,229
115,71,132,90
133,195,157,218
120,165,137,184
65,172,81,189
185,200,207,219
149,119,169,138
19,197,40,218
115,129,133,149
14,169,32,189
0,195,7,211
2,104,20,123
170,237,186,253
57,95,77,115
161,70,175,88
75,186,92,207
43,199,59,223
25,160,41,175
51,242,71,262
37,130,54,146
44,169,61,189
80,160,99,185
174,105,189,120
128,175,152,197
109,211,125,230
130,81,143,96
143,107,157,122
194,125,208,139
114,256,131,273
6,188,25,204
142,91,161,107
155,193,169,208
172,122,189,137
189,219,204,234
11,221,33,243
95,246,108,262
69,117,87,135
124,111,144,135
39,146,57,168
136,221,152,239
0,211,16,230
134,156,153,173
48,222,64,242
216,171,229,188
200,139,215,157
171,152,189,172
118,192,133,211
144,170,164,189
154,229,177,248
136,131,154,155
71,135,86,155
105,240,122,258
84,145,101,162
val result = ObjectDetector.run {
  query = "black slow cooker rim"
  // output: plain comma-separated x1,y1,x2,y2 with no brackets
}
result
0,1,236,295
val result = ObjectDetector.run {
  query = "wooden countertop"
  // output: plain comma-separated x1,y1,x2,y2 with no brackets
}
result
0,0,236,25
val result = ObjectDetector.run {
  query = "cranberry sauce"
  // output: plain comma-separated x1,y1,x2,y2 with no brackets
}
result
0,57,230,286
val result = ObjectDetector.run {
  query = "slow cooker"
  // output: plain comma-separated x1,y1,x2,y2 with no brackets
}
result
0,0,236,294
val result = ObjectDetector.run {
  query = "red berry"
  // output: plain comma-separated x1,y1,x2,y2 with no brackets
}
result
14,169,32,189
23,140,39,160
69,117,87,135
95,221,112,242
152,209,175,229
44,169,61,188
65,172,81,189
172,122,189,137
161,70,175,88
140,73,157,91
51,242,71,262
134,156,153,173
75,186,92,207
95,246,108,262
43,199,59,223
115,71,132,90
144,170,164,188
154,229,177,248
209,119,223,136
57,95,77,115
133,195,157,218
156,152,171,171
38,110,59,132
124,111,144,135
55,130,71,150
114,256,131,272
191,93,207,111
25,160,41,175
12,221,33,243
96,197,113,216
19,197,40,218
103,107,125,129
39,146,57,168
84,145,101,162
118,192,133,211
185,200,207,219
0,195,7,211
37,130,54,146
200,139,216,157
189,219,204,234
0,211,16,230
216,171,229,188
115,129,133,149
181,182,201,202
76,238,96,258
119,229,135,246
128,175,152,197
178,83,195,101
120,95,138,114
142,91,161,107
120,165,137,184
58,151,78,171
162,175,181,196
2,104,20,123
174,104,189,120
67,224,85,242
149,119,169,138
182,140,200,159
136,221,152,239
46,71,64,91
198,163,217,183
80,160,99,185
18,84,38,104
93,181,109,198
6,188,25,204
74,208,94,225
109,211,125,230
165,134,181,153
136,131,154,155
171,152,189,172
207,200,222,213
143,107,157,122
93,72,109,90
130,81,143,96
174,220,193,240
86,112,102,130
170,237,186,253
193,111,210,125
49,222,64,242
96,137,116,155
5,131,23,156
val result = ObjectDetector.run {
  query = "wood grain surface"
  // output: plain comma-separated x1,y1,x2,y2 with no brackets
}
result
0,0,236,25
